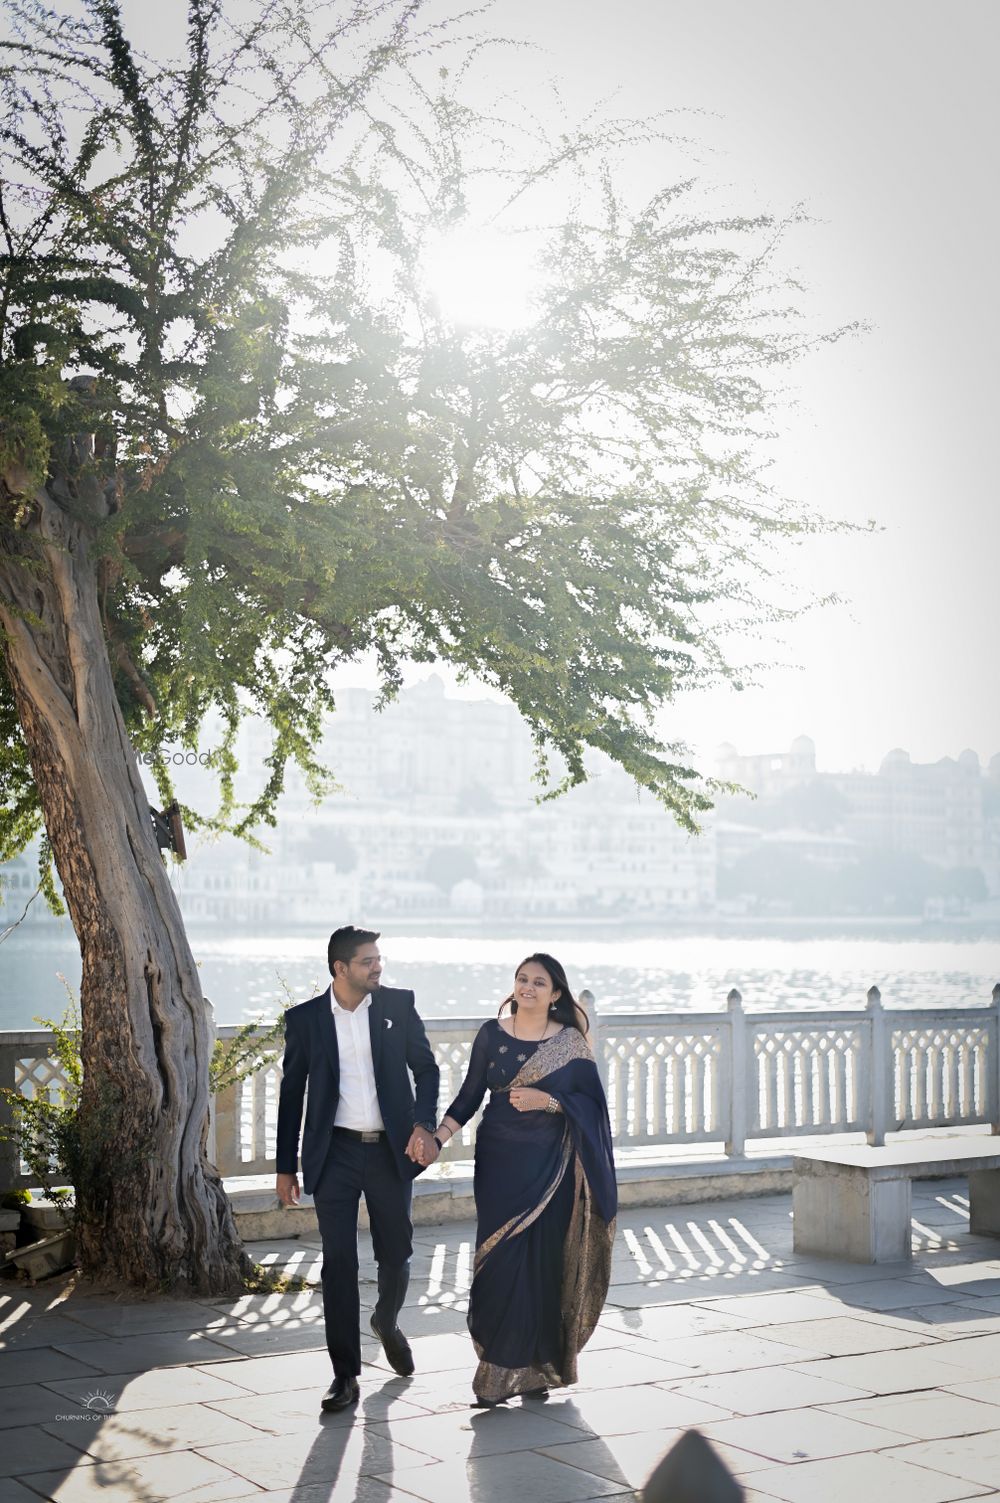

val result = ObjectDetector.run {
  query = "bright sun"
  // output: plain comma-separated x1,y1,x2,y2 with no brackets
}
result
422,228,538,330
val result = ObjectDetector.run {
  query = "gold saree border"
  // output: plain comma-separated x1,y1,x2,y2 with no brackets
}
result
558,1155,615,1387
471,1022,613,1402
472,1148,615,1401
504,1023,592,1090
472,1353,561,1403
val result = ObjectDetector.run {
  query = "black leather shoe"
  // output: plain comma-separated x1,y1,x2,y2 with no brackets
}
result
321,1375,359,1413
370,1313,415,1376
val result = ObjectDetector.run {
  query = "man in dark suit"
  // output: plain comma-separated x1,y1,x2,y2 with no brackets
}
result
275,926,440,1412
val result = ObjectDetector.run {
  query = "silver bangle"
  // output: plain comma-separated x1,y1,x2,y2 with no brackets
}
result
545,1095,558,1114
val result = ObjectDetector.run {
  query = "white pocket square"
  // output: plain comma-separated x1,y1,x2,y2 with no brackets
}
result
384,1018,392,1029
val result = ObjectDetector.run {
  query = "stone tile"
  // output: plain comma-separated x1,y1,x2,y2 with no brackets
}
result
700,1407,909,1464
199,1323,330,1358
207,1385,433,1433
911,1207,973,1228
52,1331,238,1372
598,1303,751,1342
202,1290,327,1324
196,1426,435,1491
382,1332,475,1375
924,1334,1000,1375
0,1481,43,1502
0,1383,93,1431
49,1300,235,1337
926,1236,1000,1257
690,1290,842,1325
0,1314,101,1349
371,1405,589,1461
537,1430,681,1489
650,1330,810,1376
740,1450,988,1502
411,1296,470,1319
539,1385,734,1436
573,1346,696,1389
20,1451,261,1501
43,1401,267,1462
186,1487,411,1503
538,1429,766,1491
779,1257,919,1285
1,1290,60,1319
922,1293,1000,1317
888,1432,1000,1490
401,1370,493,1413
604,1267,816,1307
919,1266,1000,1295
372,1450,627,1503
407,1304,474,1334
408,1228,464,1248
861,1303,1000,1338
0,1348,102,1389
571,1325,641,1353
238,1238,324,1265
789,1347,983,1395
926,1280,998,1304
0,1424,87,1479
196,1350,339,1395
748,1315,933,1357
44,1366,253,1412
823,1391,1000,1441
832,1279,959,1312
947,1378,1000,1406
668,1365,872,1416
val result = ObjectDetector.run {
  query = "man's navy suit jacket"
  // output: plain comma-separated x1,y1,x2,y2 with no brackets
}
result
275,985,440,1193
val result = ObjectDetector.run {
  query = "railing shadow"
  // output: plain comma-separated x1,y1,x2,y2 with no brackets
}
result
608,1186,1000,1336
0,1286,180,1503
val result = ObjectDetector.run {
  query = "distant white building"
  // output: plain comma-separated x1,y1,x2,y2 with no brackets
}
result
831,748,986,872
715,735,817,798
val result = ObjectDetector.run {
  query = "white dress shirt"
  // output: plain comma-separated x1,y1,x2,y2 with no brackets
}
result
330,985,385,1132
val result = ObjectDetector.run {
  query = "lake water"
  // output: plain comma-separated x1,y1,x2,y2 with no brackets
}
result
3,926,1000,1029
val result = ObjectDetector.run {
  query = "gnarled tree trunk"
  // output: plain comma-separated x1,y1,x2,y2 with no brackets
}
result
0,402,247,1293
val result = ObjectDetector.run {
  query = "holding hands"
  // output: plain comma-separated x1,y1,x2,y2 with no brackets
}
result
405,1125,439,1167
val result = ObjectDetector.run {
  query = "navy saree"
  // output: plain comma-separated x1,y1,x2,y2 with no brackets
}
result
445,1020,617,1402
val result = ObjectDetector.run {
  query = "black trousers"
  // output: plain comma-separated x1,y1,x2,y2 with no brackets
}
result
312,1130,413,1378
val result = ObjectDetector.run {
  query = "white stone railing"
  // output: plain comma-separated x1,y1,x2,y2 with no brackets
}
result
3,983,999,1188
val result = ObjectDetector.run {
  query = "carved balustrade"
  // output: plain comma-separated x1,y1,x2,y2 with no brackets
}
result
2,983,999,1188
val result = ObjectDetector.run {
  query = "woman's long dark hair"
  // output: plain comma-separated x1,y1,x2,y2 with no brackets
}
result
498,952,589,1035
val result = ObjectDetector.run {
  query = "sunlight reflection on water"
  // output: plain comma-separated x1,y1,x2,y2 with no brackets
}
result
6,929,999,1027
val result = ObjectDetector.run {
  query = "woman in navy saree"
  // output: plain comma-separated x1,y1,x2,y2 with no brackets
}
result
431,954,616,1405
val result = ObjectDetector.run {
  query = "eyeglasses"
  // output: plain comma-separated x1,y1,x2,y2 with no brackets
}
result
352,956,384,970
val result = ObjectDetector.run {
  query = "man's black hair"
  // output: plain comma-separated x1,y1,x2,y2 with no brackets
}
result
327,925,380,975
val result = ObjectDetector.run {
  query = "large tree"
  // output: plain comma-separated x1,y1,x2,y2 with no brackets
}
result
0,0,851,1290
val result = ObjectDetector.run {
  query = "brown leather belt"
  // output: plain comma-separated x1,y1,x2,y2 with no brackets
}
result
333,1126,385,1143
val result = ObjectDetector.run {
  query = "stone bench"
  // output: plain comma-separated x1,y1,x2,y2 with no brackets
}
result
792,1138,1000,1262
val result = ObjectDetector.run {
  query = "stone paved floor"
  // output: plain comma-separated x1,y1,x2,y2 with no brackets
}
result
5,1180,1000,1500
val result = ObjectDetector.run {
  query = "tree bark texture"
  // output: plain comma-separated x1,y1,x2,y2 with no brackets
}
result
0,425,247,1293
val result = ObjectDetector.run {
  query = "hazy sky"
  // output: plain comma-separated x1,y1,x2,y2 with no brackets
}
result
47,1,1000,775
378,0,999,776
